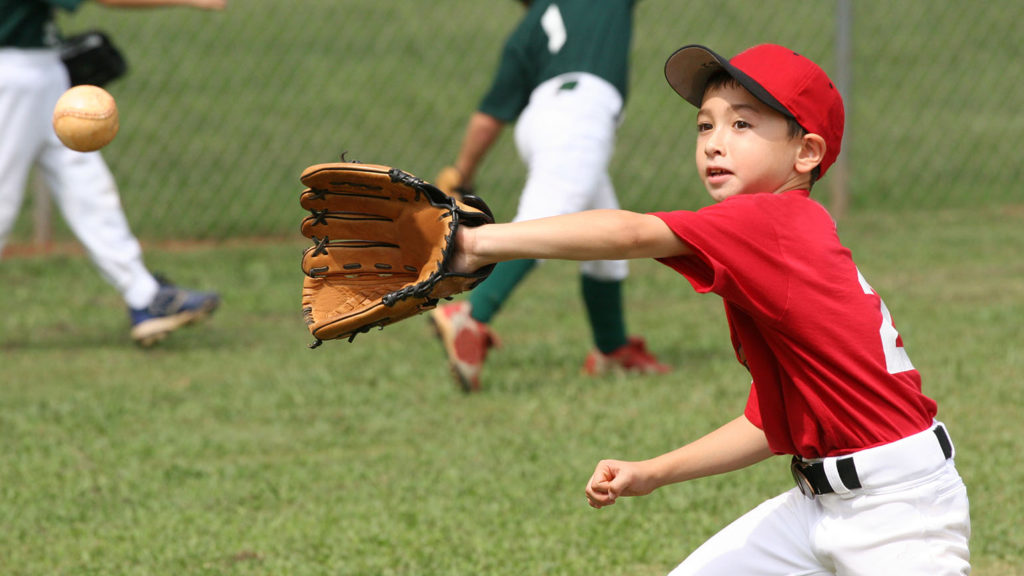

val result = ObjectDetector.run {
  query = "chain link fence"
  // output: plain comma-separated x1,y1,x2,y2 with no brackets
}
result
12,0,1023,246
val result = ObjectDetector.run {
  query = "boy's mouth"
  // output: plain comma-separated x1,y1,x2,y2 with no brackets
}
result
706,167,733,182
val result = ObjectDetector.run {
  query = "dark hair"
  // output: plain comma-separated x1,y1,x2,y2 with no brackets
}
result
704,71,821,188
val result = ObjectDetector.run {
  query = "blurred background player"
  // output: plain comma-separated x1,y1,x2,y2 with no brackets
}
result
431,0,669,392
0,0,226,346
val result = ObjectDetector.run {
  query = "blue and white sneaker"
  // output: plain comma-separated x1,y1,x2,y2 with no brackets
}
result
129,281,220,347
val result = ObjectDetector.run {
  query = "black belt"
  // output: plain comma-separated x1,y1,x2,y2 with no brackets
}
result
791,425,953,497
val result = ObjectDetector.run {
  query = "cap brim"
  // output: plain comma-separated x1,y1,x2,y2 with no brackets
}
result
664,44,793,118
664,45,729,108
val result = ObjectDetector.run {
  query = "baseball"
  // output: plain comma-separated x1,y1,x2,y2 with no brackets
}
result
52,85,120,152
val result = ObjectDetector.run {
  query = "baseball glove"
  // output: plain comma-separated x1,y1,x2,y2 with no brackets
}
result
60,30,128,87
299,162,495,347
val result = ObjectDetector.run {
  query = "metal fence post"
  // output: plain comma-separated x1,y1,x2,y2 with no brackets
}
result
32,173,53,252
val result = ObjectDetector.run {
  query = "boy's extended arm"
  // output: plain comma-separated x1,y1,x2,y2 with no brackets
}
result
585,415,773,508
456,209,692,272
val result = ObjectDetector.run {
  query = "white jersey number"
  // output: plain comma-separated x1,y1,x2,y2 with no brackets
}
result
857,269,915,374
541,5,567,54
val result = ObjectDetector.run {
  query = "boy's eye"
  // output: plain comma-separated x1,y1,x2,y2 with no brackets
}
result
697,122,712,133
734,120,751,129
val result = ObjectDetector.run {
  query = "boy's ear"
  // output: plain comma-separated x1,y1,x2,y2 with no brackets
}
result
796,133,827,175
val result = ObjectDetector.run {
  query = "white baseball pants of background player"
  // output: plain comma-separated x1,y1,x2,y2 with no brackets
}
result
0,48,159,309
513,72,627,282
668,421,971,576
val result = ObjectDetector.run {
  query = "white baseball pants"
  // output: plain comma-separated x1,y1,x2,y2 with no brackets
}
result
0,48,158,309
513,72,628,281
668,422,971,575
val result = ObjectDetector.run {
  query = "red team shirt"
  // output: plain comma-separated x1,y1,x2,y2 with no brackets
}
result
654,190,937,459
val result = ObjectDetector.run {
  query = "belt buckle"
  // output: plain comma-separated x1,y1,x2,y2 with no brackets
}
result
790,456,817,498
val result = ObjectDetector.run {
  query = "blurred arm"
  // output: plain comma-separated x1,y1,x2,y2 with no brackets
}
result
452,112,504,188
97,0,226,10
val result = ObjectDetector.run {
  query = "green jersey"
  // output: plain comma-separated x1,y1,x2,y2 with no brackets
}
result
479,0,636,122
0,0,84,48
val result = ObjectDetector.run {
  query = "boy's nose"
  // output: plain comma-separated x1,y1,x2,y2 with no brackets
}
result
704,131,725,157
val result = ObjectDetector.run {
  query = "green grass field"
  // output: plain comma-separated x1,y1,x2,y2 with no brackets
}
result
1,205,1020,575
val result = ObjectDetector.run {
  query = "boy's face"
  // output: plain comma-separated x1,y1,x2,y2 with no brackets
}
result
695,83,811,202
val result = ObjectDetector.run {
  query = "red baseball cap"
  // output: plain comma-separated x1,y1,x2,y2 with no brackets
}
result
664,44,845,177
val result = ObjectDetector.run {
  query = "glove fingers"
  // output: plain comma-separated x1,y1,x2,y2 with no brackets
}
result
301,241,439,279
300,207,405,241
299,162,427,209
300,163,456,242
300,162,397,192
301,193,454,241
299,186,422,213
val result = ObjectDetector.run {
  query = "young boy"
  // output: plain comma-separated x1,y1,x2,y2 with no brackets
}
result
450,44,971,575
